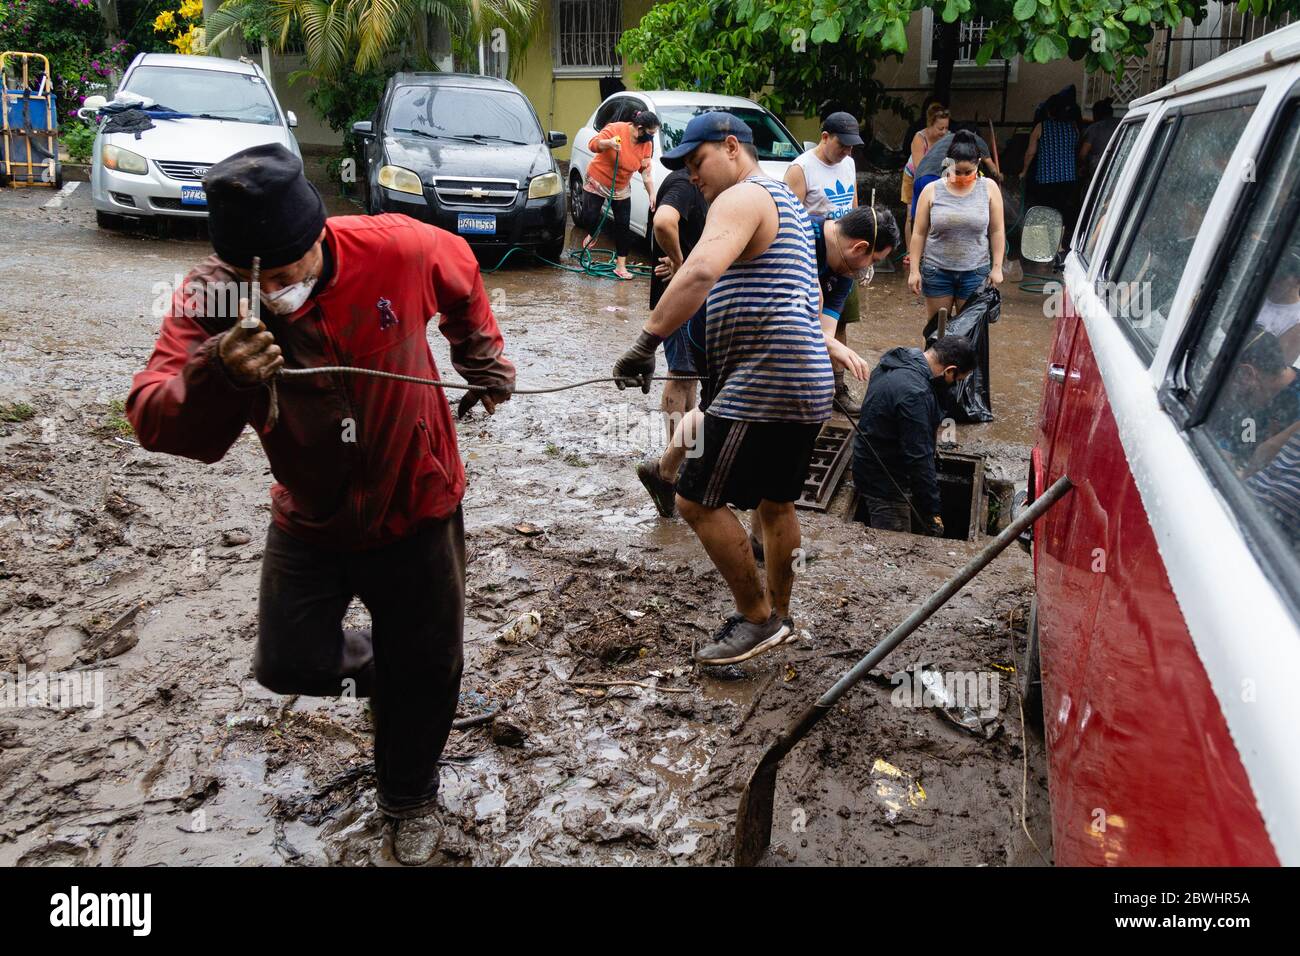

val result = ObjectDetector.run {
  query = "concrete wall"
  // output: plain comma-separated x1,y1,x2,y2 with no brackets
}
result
512,0,653,162
264,55,338,151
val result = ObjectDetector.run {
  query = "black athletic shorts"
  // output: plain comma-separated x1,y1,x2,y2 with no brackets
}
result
676,414,821,510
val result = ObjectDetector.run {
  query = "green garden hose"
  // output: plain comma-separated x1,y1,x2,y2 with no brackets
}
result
482,143,654,280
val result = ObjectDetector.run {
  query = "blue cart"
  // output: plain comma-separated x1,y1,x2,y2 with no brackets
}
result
1,51,60,188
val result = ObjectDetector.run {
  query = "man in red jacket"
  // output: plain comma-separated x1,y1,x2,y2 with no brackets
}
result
126,144,515,864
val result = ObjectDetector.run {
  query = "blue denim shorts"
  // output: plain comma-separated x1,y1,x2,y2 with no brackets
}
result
662,304,707,374
921,261,989,300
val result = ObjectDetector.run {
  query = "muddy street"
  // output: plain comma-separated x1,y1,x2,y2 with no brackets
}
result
0,182,1054,866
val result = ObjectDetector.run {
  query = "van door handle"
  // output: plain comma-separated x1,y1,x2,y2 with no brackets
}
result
1048,364,1067,383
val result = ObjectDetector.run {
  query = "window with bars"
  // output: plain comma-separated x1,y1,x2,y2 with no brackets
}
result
554,0,623,74
928,16,999,66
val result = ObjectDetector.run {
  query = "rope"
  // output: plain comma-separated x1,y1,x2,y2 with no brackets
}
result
275,367,702,394
261,367,702,434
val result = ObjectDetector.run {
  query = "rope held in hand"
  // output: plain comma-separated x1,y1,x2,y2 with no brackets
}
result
275,366,703,393
258,367,703,431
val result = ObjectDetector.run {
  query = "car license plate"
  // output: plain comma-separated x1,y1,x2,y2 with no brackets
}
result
457,213,496,235
181,185,207,207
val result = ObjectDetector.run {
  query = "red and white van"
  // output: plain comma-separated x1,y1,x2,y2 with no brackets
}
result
1026,23,1300,865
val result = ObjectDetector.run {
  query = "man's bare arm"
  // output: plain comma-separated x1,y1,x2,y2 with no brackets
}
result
653,204,685,266
784,163,807,205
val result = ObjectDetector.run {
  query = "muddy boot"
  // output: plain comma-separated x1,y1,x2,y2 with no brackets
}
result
834,371,861,416
392,809,444,866
636,453,677,518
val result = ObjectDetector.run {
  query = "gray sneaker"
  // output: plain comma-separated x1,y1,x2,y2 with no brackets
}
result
694,612,793,666
636,454,677,518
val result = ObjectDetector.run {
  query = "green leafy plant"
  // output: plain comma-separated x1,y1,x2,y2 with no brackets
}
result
61,119,95,162
620,0,1300,120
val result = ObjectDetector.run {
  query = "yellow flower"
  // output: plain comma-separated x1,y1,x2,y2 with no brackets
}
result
179,0,204,22
153,10,176,32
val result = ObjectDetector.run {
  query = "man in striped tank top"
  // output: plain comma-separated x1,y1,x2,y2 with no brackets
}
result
612,112,833,666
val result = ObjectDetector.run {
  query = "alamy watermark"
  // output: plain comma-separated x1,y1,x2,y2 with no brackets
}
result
1,666,105,719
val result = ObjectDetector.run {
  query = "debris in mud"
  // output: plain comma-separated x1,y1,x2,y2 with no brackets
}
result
916,668,1001,739
226,713,272,730
870,759,927,824
221,530,252,547
497,610,542,645
490,716,527,748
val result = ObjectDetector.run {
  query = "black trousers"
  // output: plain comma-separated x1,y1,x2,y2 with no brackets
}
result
581,191,632,257
253,509,465,819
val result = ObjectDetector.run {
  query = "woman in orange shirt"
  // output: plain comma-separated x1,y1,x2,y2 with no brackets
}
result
576,110,659,280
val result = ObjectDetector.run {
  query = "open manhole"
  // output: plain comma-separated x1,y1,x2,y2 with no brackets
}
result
848,451,985,541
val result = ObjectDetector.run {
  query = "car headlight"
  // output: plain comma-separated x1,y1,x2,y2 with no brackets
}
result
378,165,423,196
102,144,148,175
528,172,562,200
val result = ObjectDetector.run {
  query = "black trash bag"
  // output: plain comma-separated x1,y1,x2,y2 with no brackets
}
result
923,281,1000,423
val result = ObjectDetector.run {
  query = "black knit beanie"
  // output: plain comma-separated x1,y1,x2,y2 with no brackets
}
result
204,143,326,269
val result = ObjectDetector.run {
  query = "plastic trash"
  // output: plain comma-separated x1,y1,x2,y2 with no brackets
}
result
870,758,926,823
924,282,1000,423
497,610,542,644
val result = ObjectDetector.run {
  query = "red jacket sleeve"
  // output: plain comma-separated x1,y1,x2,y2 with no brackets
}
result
126,279,258,463
428,229,516,390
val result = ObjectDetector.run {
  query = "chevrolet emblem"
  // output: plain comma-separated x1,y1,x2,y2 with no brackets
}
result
470,187,485,198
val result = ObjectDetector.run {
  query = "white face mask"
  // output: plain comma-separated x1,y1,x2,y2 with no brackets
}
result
262,276,316,315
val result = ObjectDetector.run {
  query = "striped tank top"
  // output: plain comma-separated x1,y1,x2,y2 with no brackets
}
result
705,175,834,424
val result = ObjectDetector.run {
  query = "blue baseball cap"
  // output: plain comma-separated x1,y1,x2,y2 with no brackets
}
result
660,111,754,170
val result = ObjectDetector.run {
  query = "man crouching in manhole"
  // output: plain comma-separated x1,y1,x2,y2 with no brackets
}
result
850,335,976,535
612,112,833,666
126,144,516,865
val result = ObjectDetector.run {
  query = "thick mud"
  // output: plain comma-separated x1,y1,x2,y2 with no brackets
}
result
0,182,1053,866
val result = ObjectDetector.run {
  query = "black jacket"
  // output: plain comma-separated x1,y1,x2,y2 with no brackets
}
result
851,347,942,518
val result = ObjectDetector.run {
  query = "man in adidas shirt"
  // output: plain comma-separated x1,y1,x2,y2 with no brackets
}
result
786,111,864,413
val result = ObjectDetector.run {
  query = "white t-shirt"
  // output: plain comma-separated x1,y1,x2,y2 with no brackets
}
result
792,149,855,222
1257,296,1300,337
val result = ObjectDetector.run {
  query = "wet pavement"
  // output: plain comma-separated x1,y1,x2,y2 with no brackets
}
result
0,180,1054,866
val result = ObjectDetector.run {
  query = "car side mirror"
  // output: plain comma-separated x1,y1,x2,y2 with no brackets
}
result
352,120,374,139
286,110,298,128
803,140,817,152
547,131,567,149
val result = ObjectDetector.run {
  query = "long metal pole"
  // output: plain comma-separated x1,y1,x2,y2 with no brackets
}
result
813,475,1073,710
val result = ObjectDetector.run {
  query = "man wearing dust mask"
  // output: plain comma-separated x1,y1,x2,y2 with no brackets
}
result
126,143,516,864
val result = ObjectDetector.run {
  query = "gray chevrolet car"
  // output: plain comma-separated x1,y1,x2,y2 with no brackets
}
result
353,73,568,260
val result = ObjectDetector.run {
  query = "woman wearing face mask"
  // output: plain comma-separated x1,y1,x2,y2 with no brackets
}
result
908,129,1005,321
575,109,659,280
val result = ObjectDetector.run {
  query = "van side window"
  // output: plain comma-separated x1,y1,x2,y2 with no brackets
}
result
1185,106,1300,398
1190,104,1300,564
1076,120,1142,267
1103,98,1257,359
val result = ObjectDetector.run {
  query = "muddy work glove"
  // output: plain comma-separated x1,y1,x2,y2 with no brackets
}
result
456,383,513,419
613,329,662,394
924,515,945,538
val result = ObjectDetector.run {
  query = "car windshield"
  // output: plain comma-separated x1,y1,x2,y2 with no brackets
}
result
658,106,801,162
386,86,542,145
121,66,280,125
